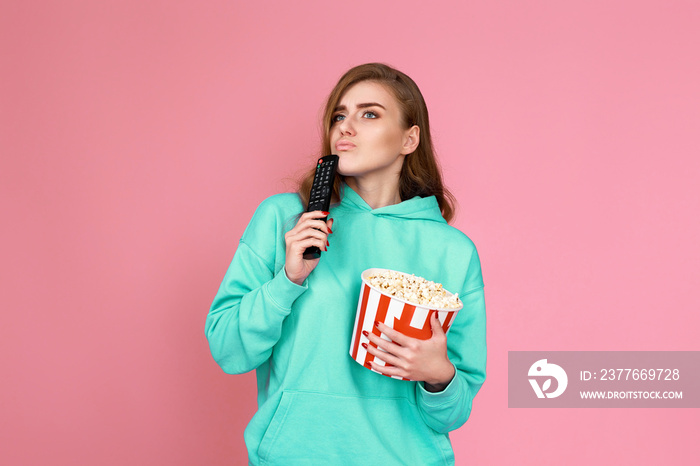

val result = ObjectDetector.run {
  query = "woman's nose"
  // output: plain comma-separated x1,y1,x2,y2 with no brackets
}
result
338,117,355,135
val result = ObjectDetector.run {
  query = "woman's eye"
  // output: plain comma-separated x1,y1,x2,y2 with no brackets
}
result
364,111,378,119
331,114,345,123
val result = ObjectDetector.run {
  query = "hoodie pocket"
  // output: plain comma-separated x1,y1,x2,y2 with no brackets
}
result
257,390,452,465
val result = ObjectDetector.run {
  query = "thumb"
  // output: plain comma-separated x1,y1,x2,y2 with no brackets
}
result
430,312,445,337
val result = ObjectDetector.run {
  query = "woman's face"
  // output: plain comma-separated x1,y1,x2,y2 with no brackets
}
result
329,81,418,183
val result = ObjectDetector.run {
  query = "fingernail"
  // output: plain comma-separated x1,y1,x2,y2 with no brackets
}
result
362,330,369,337
362,343,368,349
326,240,329,246
322,211,330,215
374,320,379,328
328,226,333,234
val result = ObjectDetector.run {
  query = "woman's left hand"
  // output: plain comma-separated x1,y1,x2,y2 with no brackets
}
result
363,313,455,389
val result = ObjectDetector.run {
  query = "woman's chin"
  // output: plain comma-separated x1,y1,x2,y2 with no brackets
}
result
335,161,353,177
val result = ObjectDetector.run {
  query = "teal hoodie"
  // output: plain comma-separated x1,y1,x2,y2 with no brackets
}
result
206,182,486,465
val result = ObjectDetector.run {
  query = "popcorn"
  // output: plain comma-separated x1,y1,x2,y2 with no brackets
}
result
366,270,462,310
350,268,463,378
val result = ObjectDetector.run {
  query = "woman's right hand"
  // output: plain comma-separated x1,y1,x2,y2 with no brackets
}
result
284,211,334,286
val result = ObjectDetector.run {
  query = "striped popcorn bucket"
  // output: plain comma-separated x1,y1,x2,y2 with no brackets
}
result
349,268,463,381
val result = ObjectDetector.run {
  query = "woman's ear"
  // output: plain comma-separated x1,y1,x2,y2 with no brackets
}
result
401,125,420,155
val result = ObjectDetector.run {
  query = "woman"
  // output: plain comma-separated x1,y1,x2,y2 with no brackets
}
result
206,63,486,465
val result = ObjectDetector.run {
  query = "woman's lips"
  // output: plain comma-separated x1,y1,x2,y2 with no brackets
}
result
335,140,356,151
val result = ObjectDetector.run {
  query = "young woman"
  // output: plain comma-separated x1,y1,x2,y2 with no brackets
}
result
206,63,486,465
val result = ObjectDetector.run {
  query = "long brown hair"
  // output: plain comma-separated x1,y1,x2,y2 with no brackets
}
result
297,63,456,223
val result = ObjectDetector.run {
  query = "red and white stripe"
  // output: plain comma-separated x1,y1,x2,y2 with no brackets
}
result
349,283,459,381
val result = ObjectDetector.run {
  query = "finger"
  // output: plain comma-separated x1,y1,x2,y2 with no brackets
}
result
300,210,331,222
363,342,402,367
307,219,332,235
374,321,411,346
291,218,332,235
287,226,329,245
430,312,445,337
291,237,326,254
365,331,406,358
364,336,403,362
288,237,327,255
368,360,405,378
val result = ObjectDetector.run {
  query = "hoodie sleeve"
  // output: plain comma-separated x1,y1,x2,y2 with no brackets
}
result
205,197,308,374
415,244,486,433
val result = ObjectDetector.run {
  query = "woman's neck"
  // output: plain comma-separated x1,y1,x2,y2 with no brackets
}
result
345,176,402,210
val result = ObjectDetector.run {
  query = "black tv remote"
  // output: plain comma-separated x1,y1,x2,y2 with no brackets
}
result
303,154,339,260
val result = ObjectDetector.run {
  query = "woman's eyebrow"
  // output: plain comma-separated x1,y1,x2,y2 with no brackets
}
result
333,102,387,112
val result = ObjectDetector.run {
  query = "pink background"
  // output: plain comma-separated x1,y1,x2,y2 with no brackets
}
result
2,1,698,464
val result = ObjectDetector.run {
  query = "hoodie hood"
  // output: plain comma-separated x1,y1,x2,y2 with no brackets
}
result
338,181,446,223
